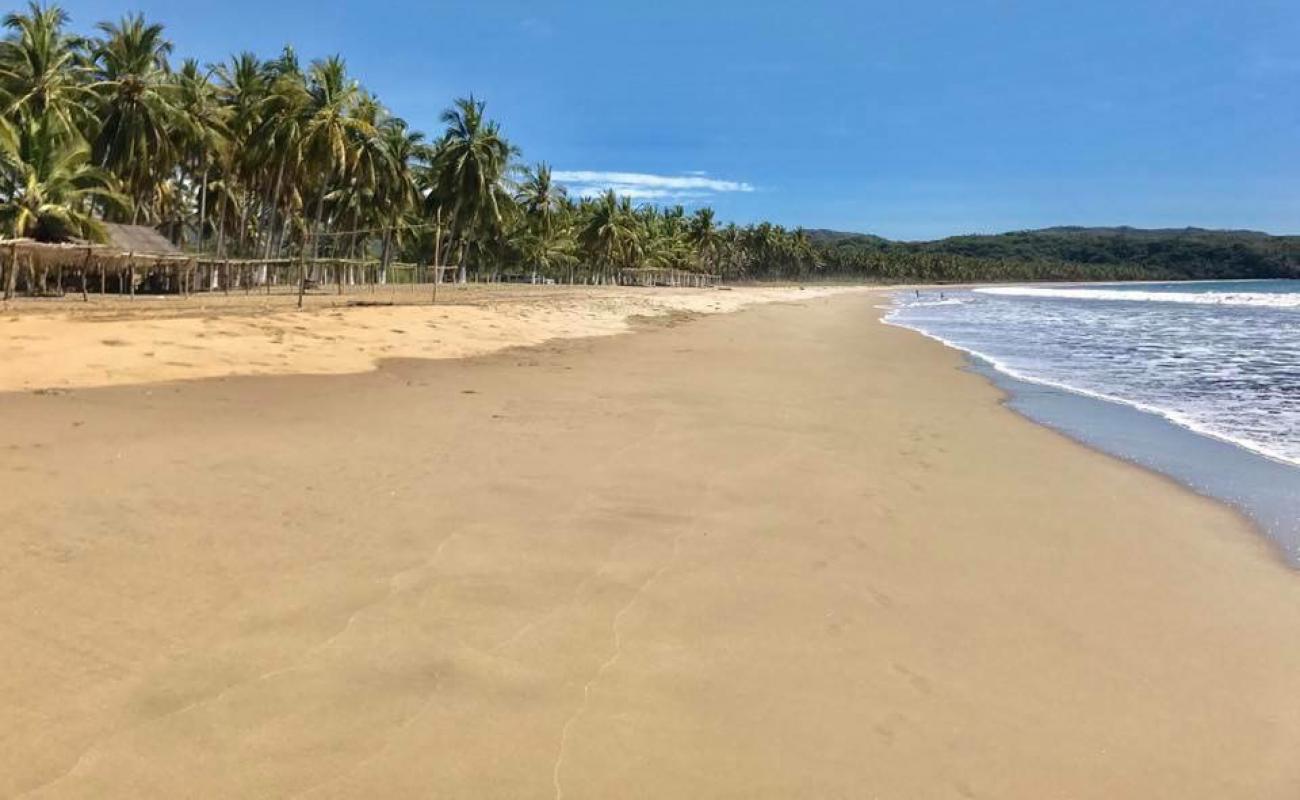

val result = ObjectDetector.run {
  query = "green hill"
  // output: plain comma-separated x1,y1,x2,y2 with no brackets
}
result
807,227,1300,281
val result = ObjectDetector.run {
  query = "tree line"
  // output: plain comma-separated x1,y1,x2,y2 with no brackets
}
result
0,3,823,286
3,3,1292,288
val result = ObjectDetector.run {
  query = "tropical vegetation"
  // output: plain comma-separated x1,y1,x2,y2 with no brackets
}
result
2,2,1297,288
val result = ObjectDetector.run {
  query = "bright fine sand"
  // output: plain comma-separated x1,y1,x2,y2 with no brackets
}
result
0,285,850,393
2,290,1299,798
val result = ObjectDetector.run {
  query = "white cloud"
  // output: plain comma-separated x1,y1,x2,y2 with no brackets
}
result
553,170,755,203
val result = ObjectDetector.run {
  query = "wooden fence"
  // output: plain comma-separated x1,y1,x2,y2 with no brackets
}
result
0,239,721,302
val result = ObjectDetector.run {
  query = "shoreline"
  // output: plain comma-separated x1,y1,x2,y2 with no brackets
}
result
3,292,1299,797
971,359,1300,567
883,299,1298,469
882,291,1300,566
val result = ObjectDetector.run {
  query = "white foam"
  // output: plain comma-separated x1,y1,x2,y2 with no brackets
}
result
974,286,1300,309
905,298,971,308
882,302,1300,469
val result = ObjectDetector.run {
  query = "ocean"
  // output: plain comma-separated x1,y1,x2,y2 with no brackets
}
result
886,280,1300,563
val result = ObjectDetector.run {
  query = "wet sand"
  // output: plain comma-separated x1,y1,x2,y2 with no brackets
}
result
2,292,1299,798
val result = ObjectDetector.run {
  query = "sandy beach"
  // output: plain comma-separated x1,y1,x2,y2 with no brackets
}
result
3,289,1299,798
0,285,855,392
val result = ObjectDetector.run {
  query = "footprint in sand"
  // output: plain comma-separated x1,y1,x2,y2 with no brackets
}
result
100,338,129,347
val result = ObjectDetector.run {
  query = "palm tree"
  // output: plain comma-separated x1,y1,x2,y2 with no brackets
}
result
373,116,426,282
172,58,226,249
579,189,640,282
516,162,562,233
718,223,745,280
298,56,368,260
0,2,91,136
430,95,516,281
0,117,125,244
334,89,388,270
275,55,371,302
253,52,307,262
687,207,720,274
791,226,816,278
214,51,269,257
515,162,567,281
86,12,177,223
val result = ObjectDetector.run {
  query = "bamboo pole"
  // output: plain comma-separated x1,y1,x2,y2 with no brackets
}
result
128,252,135,300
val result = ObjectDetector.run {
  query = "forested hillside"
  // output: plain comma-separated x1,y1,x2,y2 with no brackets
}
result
808,227,1300,282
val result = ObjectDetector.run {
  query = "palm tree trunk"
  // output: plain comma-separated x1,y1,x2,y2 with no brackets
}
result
347,207,361,286
236,192,251,259
379,226,392,285
260,156,287,282
432,206,444,273
305,184,327,302
310,187,326,263
225,194,249,290
215,193,228,258
431,207,444,302
198,165,209,253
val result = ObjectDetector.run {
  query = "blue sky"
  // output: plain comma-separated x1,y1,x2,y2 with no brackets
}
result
54,0,1300,239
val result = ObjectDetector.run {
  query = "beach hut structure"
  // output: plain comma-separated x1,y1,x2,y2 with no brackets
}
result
102,223,182,256
0,225,197,300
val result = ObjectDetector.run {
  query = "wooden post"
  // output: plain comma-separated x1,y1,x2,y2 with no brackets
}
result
127,252,135,299
22,251,33,295
297,254,306,309
2,242,16,300
81,247,91,302
432,207,444,298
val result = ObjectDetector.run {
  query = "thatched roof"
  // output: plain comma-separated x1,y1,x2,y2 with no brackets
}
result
101,223,181,255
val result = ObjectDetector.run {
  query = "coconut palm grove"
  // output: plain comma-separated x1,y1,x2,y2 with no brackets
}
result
3,2,1300,288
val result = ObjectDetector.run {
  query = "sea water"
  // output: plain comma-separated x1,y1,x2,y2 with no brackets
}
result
886,280,1300,563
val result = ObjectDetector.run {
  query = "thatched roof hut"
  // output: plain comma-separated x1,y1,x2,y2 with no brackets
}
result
1,225,196,299
101,223,181,256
